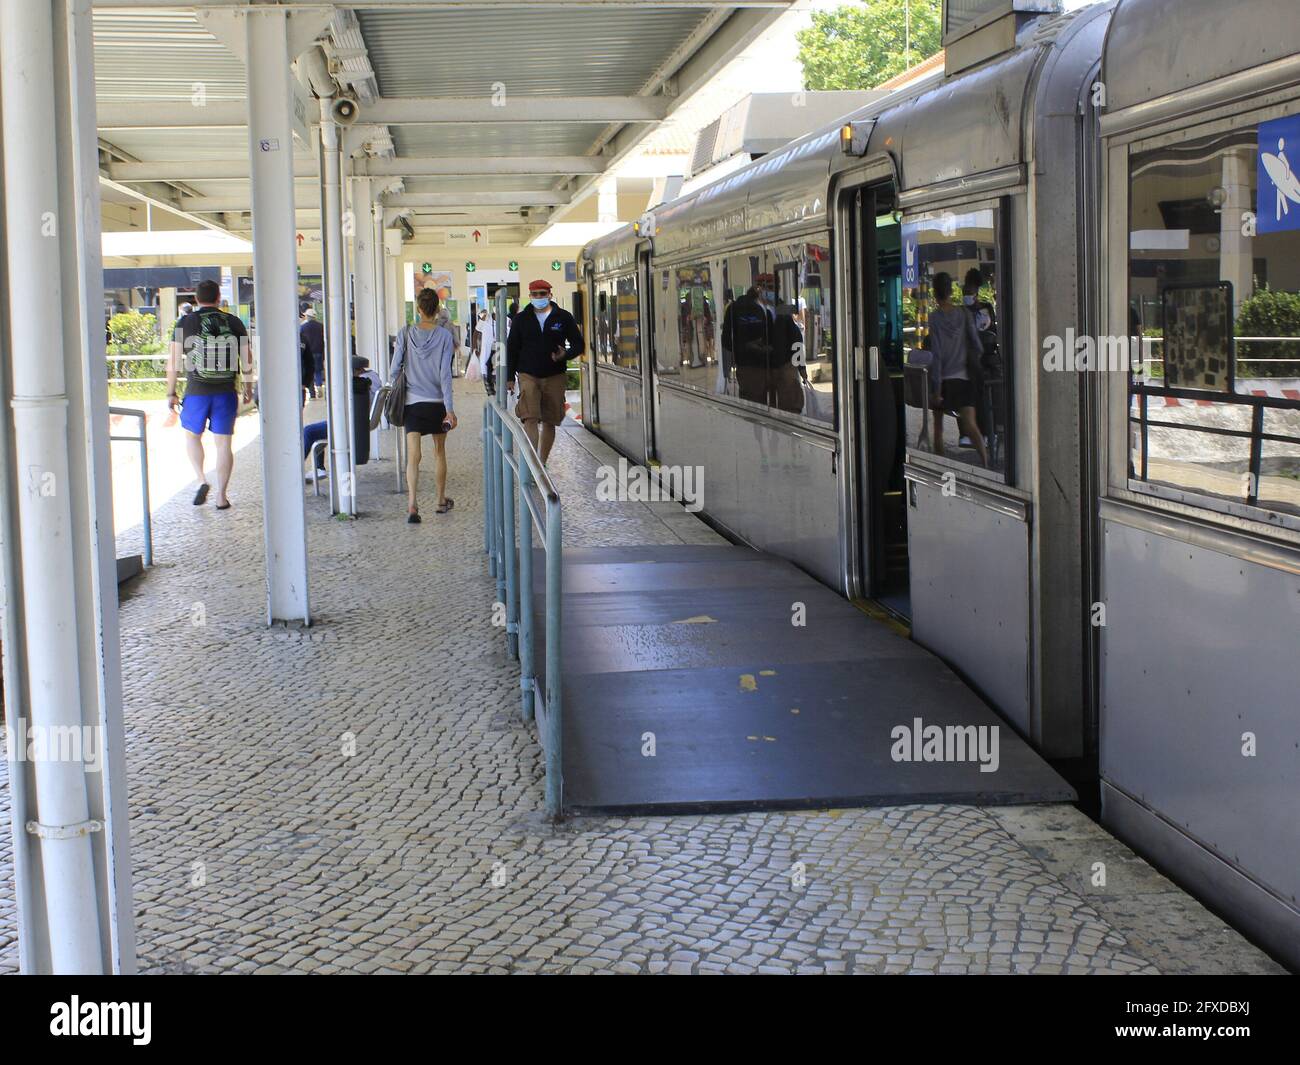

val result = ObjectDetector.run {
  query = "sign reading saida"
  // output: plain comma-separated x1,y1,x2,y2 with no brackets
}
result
1257,113,1300,234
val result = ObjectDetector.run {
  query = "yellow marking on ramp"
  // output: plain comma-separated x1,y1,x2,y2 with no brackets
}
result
739,674,757,692
673,615,717,624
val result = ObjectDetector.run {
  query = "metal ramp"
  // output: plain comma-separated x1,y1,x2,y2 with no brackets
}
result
531,545,1076,816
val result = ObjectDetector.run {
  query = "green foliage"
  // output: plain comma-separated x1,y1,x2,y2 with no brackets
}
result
105,311,167,383
1235,285,1300,377
106,311,165,358
797,0,943,91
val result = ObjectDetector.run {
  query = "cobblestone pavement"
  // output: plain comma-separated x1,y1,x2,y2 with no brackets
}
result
0,393,1284,974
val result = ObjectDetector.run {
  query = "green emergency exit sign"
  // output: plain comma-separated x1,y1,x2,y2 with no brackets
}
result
465,261,476,272
420,262,432,274
508,260,519,271
551,260,562,271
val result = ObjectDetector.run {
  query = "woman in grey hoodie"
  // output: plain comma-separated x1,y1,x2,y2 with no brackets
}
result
390,287,457,522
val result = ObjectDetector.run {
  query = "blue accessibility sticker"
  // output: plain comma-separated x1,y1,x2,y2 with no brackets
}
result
901,221,921,287
1257,114,1300,234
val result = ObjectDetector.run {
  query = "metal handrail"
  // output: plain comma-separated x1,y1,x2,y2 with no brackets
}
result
107,406,152,568
482,318,565,820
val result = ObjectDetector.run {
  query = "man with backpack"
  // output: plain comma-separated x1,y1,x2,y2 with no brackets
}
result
166,278,252,510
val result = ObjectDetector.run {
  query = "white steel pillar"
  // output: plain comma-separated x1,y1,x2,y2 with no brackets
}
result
245,7,311,623
320,102,356,515
370,201,388,460
0,0,134,973
351,177,379,460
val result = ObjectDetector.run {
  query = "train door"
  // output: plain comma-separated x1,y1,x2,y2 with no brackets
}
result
638,248,657,462
580,266,597,429
849,183,910,618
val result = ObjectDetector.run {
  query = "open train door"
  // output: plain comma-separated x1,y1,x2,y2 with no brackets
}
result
843,180,910,618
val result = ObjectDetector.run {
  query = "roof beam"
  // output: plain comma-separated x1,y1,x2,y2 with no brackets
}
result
106,158,318,181
93,1,791,9
104,155,610,181
356,155,607,177
545,5,789,229
383,191,570,208
97,96,669,130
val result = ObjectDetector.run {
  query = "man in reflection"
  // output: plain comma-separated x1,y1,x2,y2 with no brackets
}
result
723,274,774,405
721,274,807,413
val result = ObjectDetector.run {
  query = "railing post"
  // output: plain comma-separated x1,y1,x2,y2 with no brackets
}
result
544,499,563,820
518,459,535,722
136,415,151,568
502,420,519,661
483,405,491,559
493,411,506,609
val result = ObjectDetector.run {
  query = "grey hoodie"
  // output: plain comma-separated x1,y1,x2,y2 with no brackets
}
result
390,323,455,412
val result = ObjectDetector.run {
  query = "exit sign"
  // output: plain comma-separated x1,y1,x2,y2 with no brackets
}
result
465,261,476,272
551,260,562,271
507,260,519,271
420,262,432,274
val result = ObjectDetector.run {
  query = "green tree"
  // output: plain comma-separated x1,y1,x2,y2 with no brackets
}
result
797,0,943,91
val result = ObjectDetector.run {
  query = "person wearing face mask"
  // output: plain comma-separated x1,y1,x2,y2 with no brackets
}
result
505,279,585,464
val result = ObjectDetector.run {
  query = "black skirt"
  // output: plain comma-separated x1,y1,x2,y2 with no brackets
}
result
404,401,447,435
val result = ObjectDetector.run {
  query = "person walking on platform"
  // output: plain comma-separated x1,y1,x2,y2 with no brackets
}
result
389,287,457,523
299,303,324,401
476,307,497,395
167,278,251,510
505,279,584,464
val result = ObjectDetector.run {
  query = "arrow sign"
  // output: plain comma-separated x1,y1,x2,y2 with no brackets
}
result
472,229,482,243
296,233,304,247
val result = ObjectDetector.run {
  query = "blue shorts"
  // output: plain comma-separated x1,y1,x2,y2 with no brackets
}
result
180,391,238,436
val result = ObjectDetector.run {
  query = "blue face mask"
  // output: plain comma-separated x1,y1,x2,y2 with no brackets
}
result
531,297,550,311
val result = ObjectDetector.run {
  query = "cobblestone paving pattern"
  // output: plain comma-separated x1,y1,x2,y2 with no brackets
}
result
0,393,1284,973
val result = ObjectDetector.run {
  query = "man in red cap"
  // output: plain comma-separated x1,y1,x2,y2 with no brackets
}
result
505,278,585,463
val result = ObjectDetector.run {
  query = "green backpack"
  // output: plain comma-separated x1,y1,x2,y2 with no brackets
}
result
191,309,241,384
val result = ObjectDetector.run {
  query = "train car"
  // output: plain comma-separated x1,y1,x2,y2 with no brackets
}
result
579,0,1298,966
1094,0,1299,968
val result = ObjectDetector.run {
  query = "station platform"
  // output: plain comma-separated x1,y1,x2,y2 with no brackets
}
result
0,392,1284,974
532,543,1072,814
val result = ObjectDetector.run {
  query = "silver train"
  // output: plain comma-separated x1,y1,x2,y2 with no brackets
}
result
578,0,1299,968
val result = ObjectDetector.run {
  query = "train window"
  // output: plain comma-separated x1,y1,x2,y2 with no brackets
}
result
901,206,1007,474
653,268,681,376
666,263,719,392
592,276,639,371
594,286,612,363
1127,118,1300,520
718,242,835,423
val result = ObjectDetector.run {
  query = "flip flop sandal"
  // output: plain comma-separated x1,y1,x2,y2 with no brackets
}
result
192,483,210,506
407,510,422,524
435,498,454,514
216,502,232,511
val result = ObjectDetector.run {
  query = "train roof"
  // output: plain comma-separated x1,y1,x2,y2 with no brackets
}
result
1103,0,1300,120
582,2,1113,265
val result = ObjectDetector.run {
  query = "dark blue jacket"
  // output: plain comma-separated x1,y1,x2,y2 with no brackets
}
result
506,301,584,380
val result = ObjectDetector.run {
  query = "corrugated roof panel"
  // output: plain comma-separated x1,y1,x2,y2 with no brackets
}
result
93,11,245,103
358,8,712,97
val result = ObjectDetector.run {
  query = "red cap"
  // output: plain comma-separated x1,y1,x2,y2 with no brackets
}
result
526,279,553,292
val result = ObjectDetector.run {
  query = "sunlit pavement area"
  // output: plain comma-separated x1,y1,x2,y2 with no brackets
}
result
0,392,1283,974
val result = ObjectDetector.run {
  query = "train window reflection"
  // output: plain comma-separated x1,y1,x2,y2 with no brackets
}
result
902,206,1007,474
719,242,835,423
1127,121,1300,520
593,274,640,371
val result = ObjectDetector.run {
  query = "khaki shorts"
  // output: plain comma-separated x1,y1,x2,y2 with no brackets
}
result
515,371,567,427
